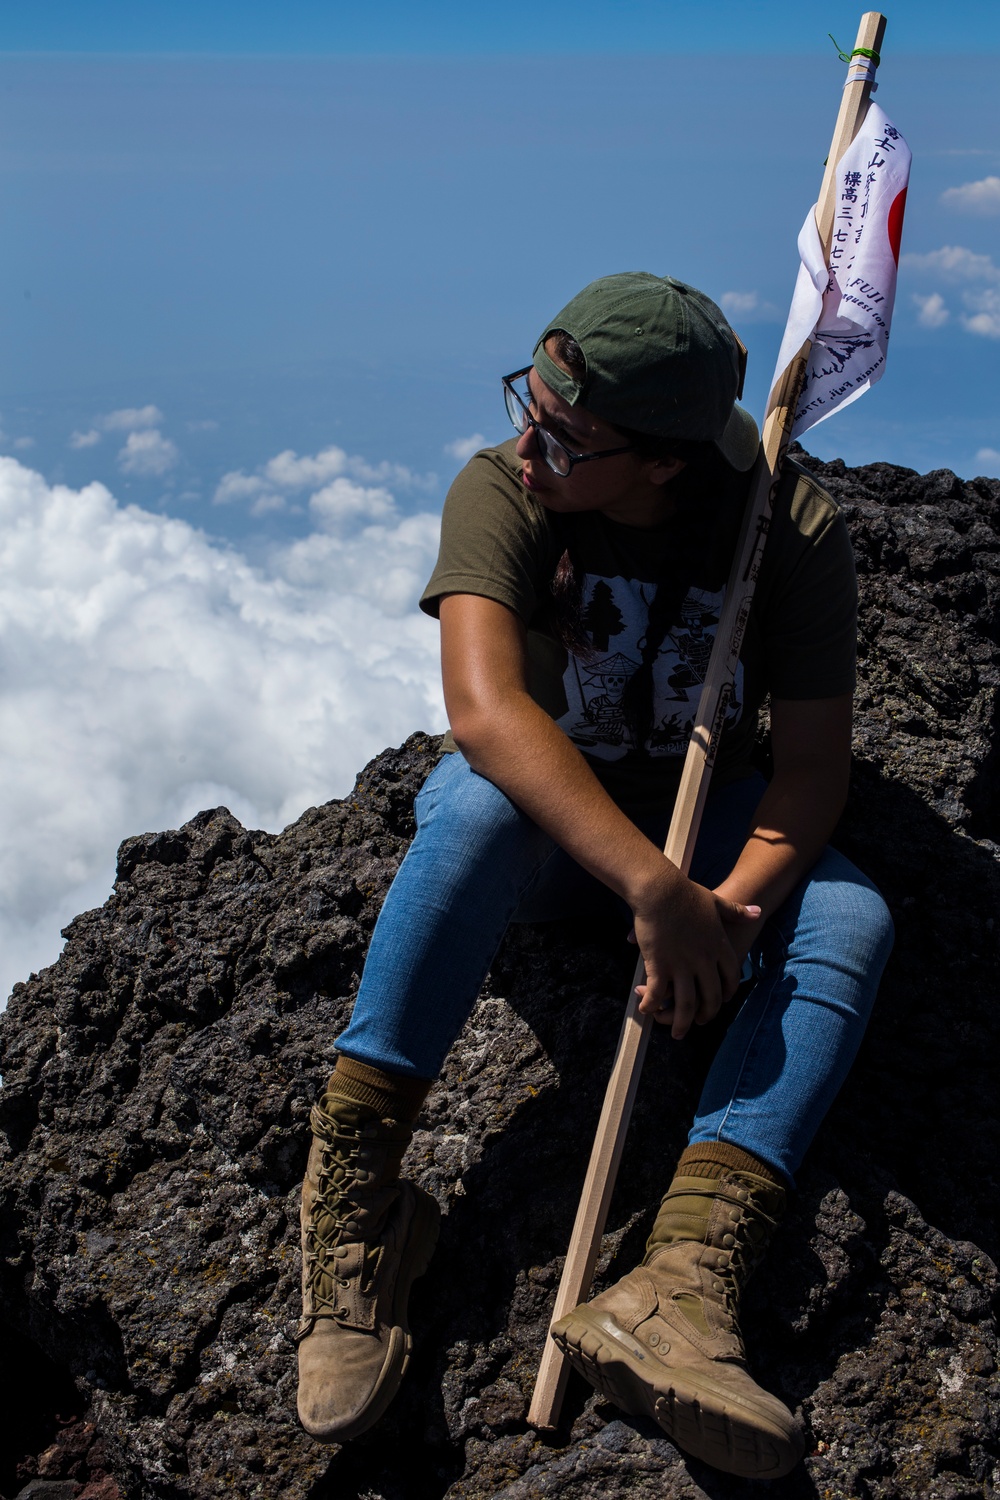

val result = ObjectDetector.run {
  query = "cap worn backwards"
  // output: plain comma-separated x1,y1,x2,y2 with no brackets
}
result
532,272,760,472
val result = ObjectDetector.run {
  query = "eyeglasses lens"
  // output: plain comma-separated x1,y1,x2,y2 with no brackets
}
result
504,384,528,434
504,377,571,476
538,429,571,476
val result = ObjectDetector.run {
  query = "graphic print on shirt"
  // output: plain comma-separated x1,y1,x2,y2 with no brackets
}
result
556,573,743,761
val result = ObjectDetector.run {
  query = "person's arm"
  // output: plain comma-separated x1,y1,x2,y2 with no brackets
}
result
439,592,761,1038
708,693,853,967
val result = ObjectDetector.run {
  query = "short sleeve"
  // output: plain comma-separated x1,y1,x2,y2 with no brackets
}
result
420,441,552,622
756,466,858,700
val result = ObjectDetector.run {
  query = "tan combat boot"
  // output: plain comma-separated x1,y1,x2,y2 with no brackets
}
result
296,1057,440,1442
552,1142,804,1479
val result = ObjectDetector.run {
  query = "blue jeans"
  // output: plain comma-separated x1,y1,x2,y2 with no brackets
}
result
337,752,894,1184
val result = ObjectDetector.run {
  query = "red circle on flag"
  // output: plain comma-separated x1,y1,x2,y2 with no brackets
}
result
887,188,907,266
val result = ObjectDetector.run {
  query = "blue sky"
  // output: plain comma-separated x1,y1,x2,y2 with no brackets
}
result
0,2,998,998
6,1,1000,54
0,29,995,552
2,4,999,556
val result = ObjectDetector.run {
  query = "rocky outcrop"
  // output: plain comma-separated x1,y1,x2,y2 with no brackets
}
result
2,452,999,1500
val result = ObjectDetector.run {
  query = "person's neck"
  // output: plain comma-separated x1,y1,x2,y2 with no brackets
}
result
599,489,677,530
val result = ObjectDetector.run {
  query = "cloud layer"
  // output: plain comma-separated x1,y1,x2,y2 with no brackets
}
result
0,452,445,1003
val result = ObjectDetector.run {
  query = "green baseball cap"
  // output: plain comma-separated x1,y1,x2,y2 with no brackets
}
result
532,272,760,472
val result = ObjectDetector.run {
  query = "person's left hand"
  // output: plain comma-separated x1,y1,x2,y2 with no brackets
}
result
714,892,764,973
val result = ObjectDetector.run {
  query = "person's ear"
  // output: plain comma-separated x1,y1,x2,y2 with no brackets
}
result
647,455,686,487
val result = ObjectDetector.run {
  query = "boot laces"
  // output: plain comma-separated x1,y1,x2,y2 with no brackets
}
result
713,1194,777,1325
305,1107,383,1317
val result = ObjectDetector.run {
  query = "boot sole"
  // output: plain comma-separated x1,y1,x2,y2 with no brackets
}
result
552,1308,804,1479
298,1185,441,1443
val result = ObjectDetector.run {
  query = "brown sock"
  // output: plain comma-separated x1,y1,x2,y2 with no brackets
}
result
326,1054,433,1125
676,1140,787,1188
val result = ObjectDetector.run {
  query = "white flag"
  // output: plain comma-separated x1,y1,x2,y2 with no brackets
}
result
771,102,911,439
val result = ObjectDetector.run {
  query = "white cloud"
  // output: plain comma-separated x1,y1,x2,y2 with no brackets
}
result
73,406,170,454
101,404,164,432
913,292,950,328
961,287,1000,339
250,492,288,517
718,290,781,322
263,445,348,489
720,291,759,315
309,477,397,530
975,447,1000,466
348,456,438,493
117,429,180,476
215,456,402,533
941,176,1000,215
12,436,35,450
0,454,445,1006
216,444,437,509
213,470,272,505
901,245,1000,283
444,433,488,463
903,247,1000,338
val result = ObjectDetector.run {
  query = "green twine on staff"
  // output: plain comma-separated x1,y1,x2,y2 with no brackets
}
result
828,34,882,67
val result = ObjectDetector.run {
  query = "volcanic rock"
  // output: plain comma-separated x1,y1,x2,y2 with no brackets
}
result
2,451,999,1499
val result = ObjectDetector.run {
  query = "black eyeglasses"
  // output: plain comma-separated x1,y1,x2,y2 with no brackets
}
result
502,367,633,478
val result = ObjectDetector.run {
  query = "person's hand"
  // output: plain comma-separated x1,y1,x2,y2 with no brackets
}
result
714,896,764,974
629,868,761,1039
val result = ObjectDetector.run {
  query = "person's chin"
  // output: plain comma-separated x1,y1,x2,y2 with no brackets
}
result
530,486,567,511
524,470,565,508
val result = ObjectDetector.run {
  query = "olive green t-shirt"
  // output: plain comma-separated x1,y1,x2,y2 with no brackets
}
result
420,439,856,809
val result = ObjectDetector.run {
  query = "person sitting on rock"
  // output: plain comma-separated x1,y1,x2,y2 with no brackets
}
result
294,273,894,1479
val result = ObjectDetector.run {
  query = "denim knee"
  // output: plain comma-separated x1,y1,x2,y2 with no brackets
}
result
841,882,895,971
777,850,894,983
414,752,552,868
799,862,895,993
692,861,894,1182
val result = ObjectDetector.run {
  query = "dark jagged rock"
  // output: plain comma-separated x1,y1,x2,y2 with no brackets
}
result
2,452,1000,1500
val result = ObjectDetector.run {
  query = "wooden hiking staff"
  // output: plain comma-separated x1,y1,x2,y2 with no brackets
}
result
528,10,888,1431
